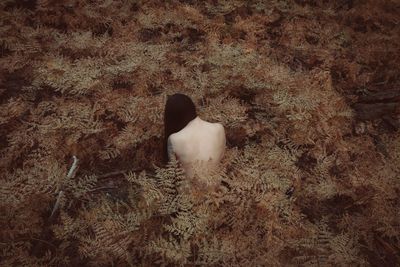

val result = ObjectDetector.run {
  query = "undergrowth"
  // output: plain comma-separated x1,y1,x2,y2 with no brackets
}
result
0,0,399,266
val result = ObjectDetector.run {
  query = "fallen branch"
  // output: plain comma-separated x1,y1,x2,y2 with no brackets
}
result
50,155,79,219
49,191,64,218
67,155,79,179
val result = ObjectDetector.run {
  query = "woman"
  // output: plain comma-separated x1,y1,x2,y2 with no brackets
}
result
164,93,226,179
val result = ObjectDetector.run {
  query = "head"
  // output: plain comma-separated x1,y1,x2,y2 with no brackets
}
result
163,93,197,163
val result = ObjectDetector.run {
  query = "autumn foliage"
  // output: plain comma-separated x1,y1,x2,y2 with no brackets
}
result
0,0,399,266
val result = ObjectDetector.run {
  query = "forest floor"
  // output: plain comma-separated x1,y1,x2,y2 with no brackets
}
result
0,0,399,266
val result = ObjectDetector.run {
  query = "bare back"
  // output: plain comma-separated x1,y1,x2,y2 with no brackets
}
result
168,117,226,178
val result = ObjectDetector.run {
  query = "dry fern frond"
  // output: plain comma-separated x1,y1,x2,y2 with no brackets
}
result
149,237,191,265
200,95,247,126
0,1,398,266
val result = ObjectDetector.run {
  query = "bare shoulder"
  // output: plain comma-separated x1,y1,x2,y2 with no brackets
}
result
169,131,188,149
168,132,180,144
213,122,225,133
213,123,226,150
212,123,225,143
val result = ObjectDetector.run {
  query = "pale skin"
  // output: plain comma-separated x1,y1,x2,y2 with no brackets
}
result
167,116,226,178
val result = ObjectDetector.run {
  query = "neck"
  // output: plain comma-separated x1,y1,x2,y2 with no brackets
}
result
189,116,200,124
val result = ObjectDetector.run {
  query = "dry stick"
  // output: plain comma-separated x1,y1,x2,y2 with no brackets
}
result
49,191,64,218
50,155,79,219
32,156,79,256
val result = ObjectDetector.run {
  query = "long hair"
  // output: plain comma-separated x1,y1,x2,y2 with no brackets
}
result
163,93,197,163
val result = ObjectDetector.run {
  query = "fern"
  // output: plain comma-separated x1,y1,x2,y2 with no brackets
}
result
0,0,399,266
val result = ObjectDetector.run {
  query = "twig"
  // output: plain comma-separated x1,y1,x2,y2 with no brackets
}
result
50,155,79,219
67,155,79,179
50,190,64,218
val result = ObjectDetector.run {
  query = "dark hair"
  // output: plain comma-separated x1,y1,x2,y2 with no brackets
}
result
163,93,197,163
